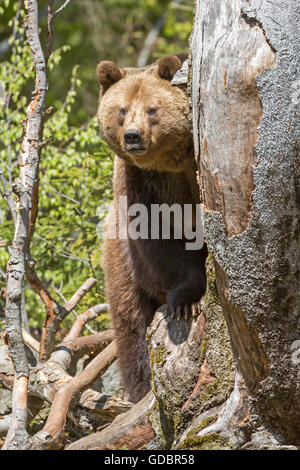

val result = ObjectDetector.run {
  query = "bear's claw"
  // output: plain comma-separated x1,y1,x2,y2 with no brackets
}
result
167,300,202,322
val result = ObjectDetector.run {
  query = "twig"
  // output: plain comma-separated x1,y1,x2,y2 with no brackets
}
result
137,0,182,68
45,182,80,204
25,262,63,360
54,284,98,336
63,278,97,313
25,259,97,361
137,13,166,68
34,233,91,265
37,277,97,361
39,136,54,148
53,0,72,16
64,303,108,341
44,1,55,64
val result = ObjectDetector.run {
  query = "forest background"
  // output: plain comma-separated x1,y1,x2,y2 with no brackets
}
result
0,0,193,337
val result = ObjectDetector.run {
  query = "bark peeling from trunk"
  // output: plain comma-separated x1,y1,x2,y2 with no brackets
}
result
191,0,276,238
192,0,300,444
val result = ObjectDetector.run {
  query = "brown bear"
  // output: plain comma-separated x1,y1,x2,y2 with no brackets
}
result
96,54,207,403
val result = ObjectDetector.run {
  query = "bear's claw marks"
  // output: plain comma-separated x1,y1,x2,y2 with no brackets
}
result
167,300,202,322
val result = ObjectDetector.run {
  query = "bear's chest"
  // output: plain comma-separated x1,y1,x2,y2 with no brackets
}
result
125,166,193,208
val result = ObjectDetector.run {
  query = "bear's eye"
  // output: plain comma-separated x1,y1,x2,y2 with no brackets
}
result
147,107,157,116
120,107,127,117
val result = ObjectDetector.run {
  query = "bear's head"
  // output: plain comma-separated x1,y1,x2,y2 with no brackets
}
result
96,54,192,172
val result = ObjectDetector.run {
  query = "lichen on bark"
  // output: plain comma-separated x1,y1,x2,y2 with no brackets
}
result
147,255,235,449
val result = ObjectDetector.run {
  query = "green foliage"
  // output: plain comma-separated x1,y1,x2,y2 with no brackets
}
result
0,0,193,335
0,4,113,334
0,0,193,124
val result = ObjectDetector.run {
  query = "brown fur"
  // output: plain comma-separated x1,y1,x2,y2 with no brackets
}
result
97,55,207,403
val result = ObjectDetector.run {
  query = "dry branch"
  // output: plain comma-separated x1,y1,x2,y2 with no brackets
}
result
59,329,114,357
1,321,129,450
22,329,40,353
31,340,118,449
64,303,108,341
2,376,29,450
63,278,97,313
25,257,98,361
37,276,97,361
67,391,155,450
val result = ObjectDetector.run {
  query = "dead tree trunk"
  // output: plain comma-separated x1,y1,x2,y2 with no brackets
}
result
191,0,299,447
144,0,299,451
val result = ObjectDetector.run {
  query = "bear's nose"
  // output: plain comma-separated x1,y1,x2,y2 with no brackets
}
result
124,129,141,146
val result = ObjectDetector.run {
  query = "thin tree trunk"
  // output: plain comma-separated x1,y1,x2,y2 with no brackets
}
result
2,0,50,449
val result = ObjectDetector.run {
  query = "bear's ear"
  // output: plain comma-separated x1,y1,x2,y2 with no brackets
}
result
96,61,122,93
157,54,184,81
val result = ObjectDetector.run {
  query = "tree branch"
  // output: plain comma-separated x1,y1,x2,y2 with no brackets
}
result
67,391,155,450
59,329,114,357
63,303,109,341
63,278,97,314
39,277,97,360
53,0,72,17
31,340,118,449
22,329,40,353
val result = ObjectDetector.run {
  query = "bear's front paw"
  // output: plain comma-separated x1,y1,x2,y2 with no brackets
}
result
167,288,203,321
167,301,202,321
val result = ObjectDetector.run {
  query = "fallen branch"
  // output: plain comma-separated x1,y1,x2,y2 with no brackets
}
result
1,302,121,450
31,340,118,449
66,391,156,450
59,329,114,357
